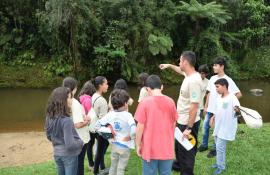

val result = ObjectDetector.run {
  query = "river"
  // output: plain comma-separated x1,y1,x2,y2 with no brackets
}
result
0,80,269,132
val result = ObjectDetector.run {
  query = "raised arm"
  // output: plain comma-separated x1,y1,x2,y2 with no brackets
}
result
159,64,185,76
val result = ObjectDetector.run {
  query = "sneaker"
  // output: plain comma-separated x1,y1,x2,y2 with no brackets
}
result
213,168,224,174
88,165,94,171
99,167,110,175
211,164,218,169
198,145,208,152
207,149,216,158
172,161,181,172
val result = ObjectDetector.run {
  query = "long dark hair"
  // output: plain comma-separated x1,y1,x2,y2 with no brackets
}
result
45,87,71,119
138,72,149,90
78,80,96,97
114,78,128,91
62,77,78,92
93,76,106,90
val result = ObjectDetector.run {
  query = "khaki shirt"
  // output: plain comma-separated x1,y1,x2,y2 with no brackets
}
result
177,72,202,125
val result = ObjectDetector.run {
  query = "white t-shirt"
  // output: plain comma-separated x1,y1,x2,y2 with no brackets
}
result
95,111,136,149
92,93,108,119
177,72,202,125
206,74,240,113
138,87,148,102
200,78,209,110
213,93,240,141
71,98,90,144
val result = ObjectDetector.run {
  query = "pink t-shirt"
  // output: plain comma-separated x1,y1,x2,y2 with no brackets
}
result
135,95,178,161
79,95,92,114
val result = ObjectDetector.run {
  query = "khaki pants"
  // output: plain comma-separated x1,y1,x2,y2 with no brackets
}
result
109,144,130,175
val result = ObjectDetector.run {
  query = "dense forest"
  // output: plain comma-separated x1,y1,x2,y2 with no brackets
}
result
0,0,270,86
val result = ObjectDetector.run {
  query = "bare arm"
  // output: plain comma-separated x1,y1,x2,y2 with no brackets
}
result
209,115,215,128
159,64,185,76
235,91,242,99
188,103,199,127
135,123,144,157
74,120,90,129
74,114,90,129
182,102,199,138
204,92,210,112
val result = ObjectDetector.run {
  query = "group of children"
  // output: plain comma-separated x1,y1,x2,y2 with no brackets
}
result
45,73,150,175
45,53,242,175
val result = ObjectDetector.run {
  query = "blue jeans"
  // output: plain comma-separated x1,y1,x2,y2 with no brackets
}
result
143,159,173,175
215,137,228,170
54,155,78,175
201,112,216,149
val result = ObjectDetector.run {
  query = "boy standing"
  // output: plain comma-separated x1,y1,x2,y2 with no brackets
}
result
95,89,136,175
198,57,242,158
198,64,209,119
135,75,178,175
211,78,240,174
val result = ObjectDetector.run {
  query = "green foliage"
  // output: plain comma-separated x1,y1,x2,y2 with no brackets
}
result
148,34,173,56
43,56,73,77
241,46,270,79
0,0,270,85
12,51,36,66
93,45,126,75
176,0,231,24
0,63,61,88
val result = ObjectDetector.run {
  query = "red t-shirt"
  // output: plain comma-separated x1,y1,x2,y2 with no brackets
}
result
135,95,178,161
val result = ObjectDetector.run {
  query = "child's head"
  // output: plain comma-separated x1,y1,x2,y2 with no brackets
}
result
93,76,108,94
198,64,209,79
213,57,227,74
214,78,229,94
146,75,163,94
179,51,196,70
62,77,78,97
78,80,96,97
138,72,149,89
114,79,128,91
46,87,72,118
111,89,130,110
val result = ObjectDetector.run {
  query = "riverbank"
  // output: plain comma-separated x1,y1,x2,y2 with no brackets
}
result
0,124,269,175
0,132,52,168
1,60,270,88
0,63,61,88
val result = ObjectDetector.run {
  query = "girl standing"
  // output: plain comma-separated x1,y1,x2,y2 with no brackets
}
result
92,76,109,175
78,80,97,171
63,77,91,175
45,87,83,175
108,78,134,111
138,73,149,103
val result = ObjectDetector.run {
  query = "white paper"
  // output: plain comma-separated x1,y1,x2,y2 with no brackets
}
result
174,127,194,151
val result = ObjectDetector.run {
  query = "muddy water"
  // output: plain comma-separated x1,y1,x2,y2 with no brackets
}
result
0,80,269,132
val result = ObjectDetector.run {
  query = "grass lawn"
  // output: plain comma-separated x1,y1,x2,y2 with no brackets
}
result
1,123,269,175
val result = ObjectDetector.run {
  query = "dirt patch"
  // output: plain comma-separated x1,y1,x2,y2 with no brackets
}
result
0,132,53,168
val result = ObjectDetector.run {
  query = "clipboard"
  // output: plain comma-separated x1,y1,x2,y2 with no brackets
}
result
174,127,195,151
